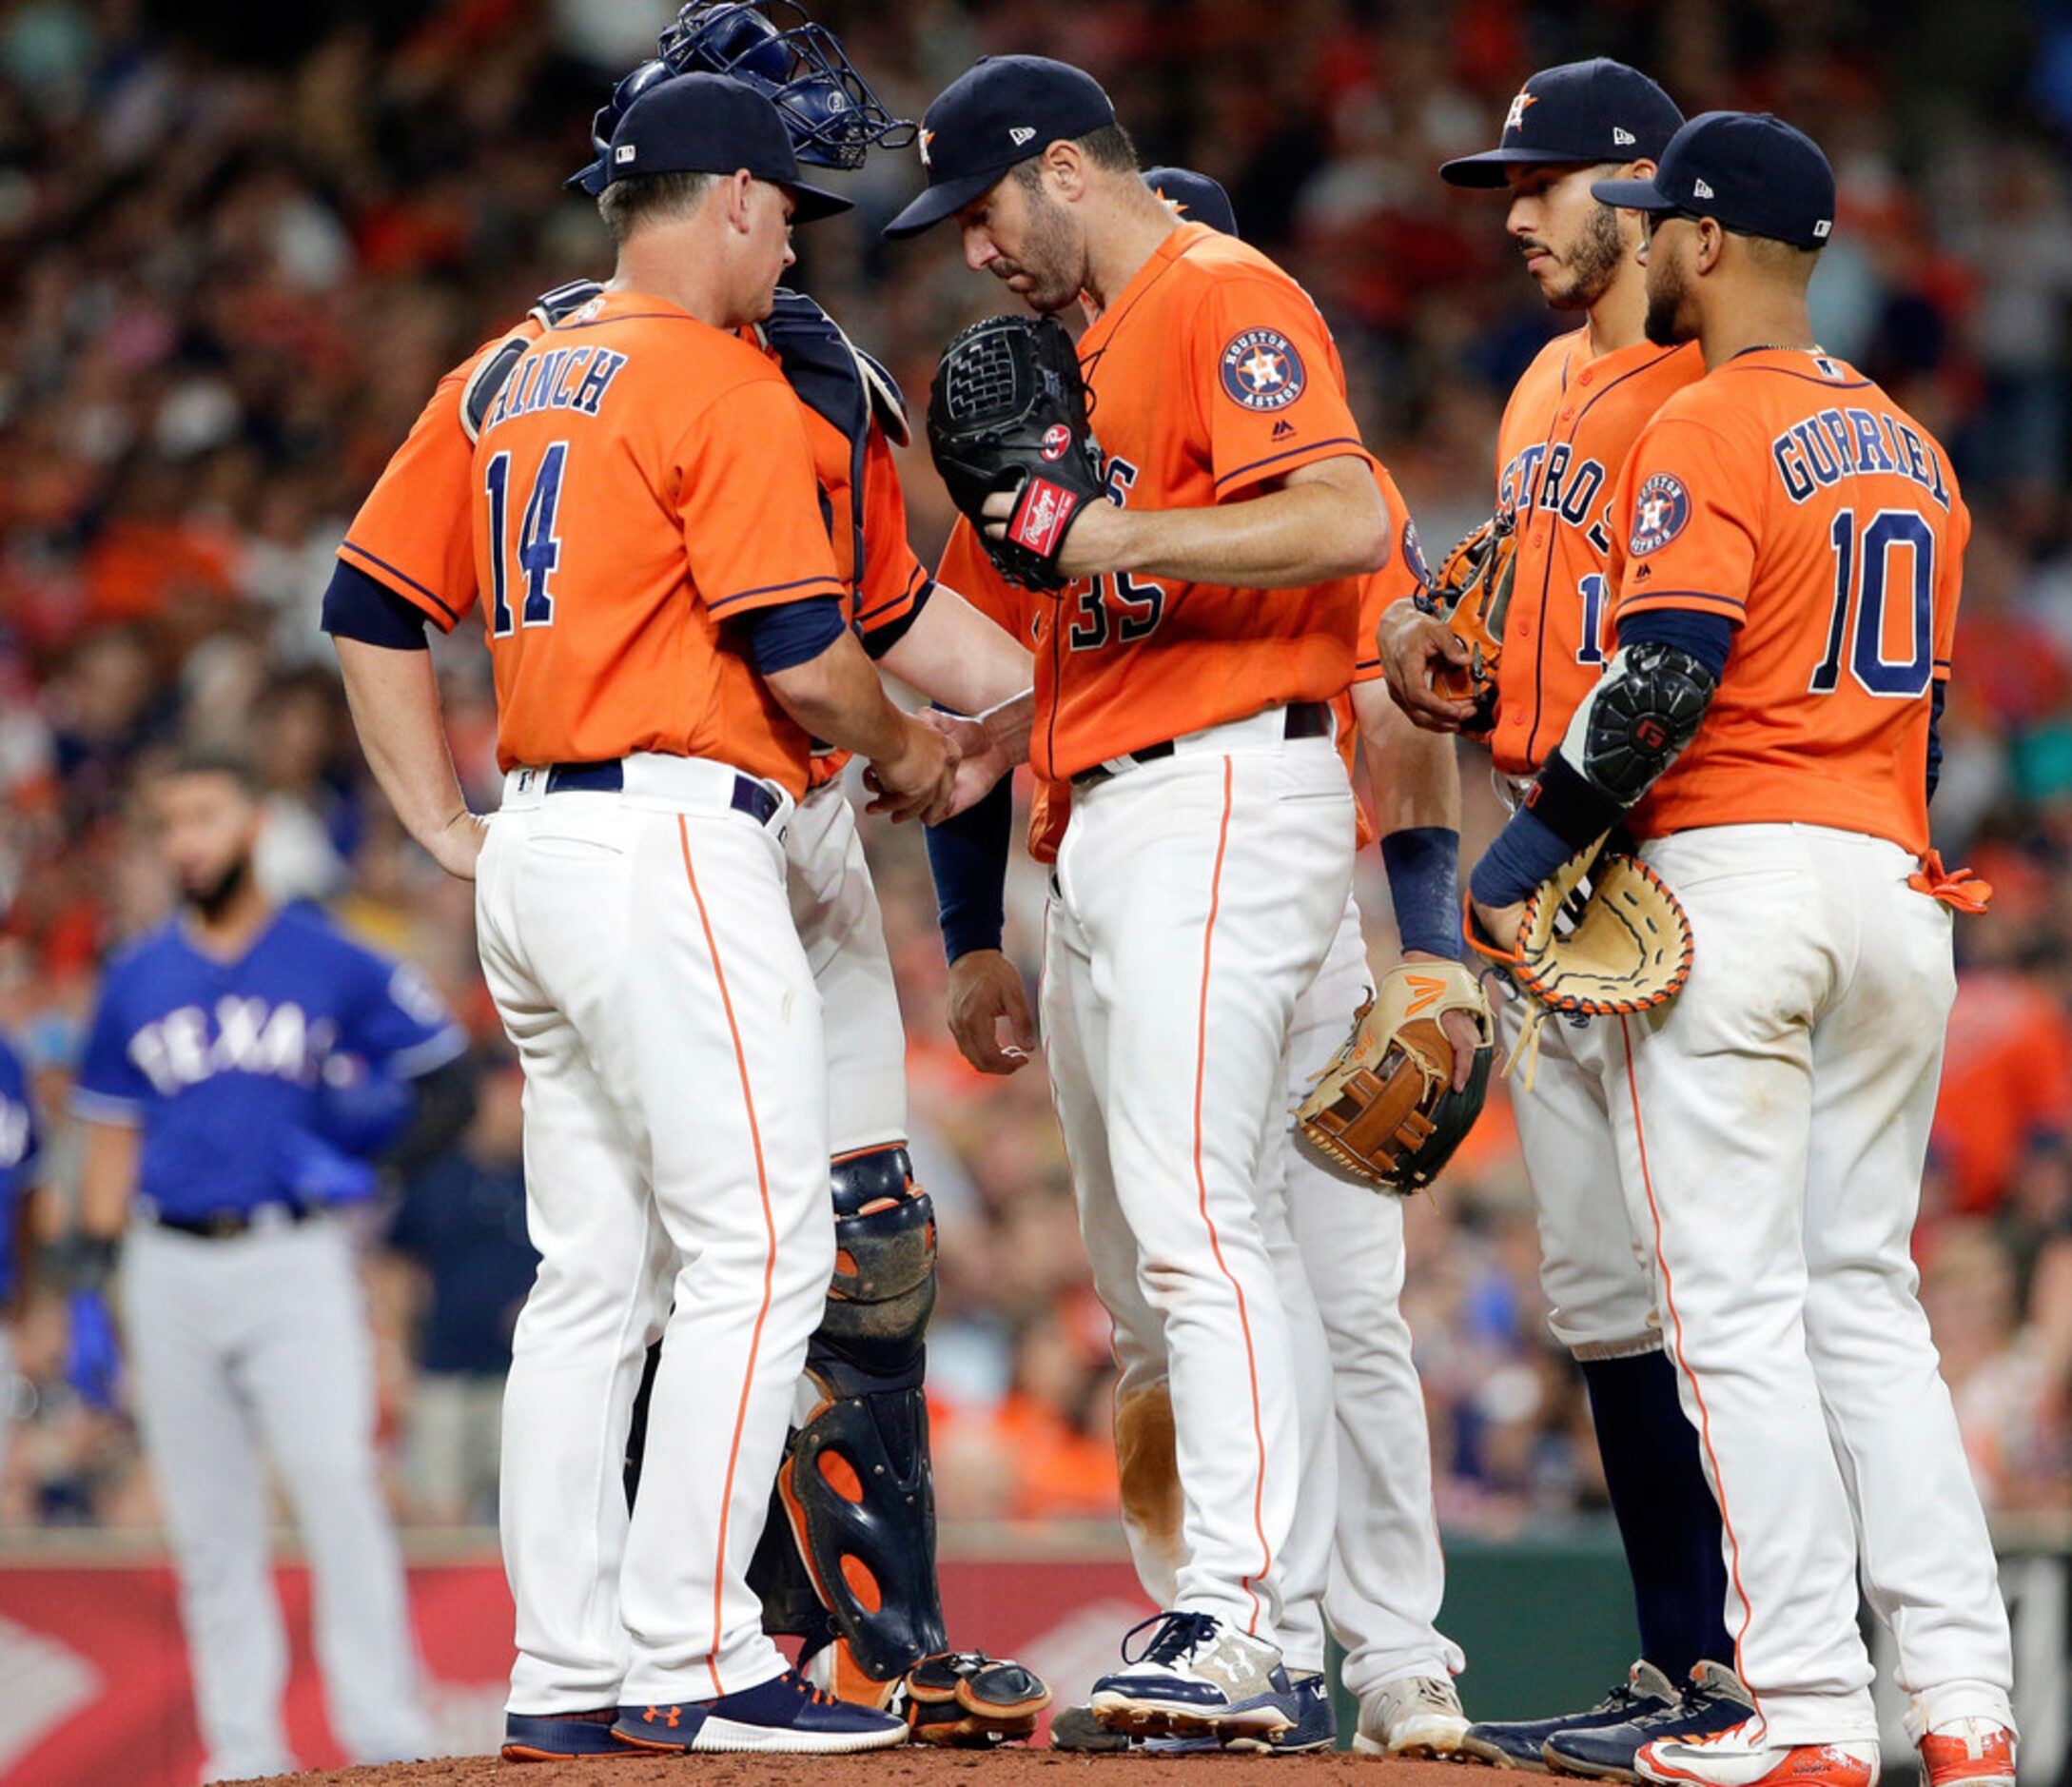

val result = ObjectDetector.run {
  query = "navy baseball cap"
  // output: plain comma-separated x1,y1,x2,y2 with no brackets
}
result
882,56,1115,238
604,71,851,221
1440,59,1682,187
1142,166,1240,237
1593,111,1835,249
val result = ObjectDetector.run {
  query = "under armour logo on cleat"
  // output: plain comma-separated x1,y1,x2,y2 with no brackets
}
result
644,1705,681,1728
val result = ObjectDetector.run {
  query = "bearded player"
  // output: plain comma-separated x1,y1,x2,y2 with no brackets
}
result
1378,62,1749,1779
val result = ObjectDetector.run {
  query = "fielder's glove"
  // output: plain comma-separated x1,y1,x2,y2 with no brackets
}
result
1425,510,1518,735
928,315,1105,593
1294,961,1495,1194
1468,838,1694,1086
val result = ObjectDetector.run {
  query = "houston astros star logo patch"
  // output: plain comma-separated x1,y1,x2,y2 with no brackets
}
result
1629,471,1691,555
1220,327,1307,411
1504,90,1537,136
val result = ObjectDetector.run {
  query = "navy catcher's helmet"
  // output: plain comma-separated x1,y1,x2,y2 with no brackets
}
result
569,1,914,194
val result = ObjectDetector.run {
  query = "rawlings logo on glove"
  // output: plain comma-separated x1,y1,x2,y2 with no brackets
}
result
928,315,1107,593
1294,961,1495,1194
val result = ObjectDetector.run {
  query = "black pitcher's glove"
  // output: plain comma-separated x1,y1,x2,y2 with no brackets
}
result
928,315,1105,593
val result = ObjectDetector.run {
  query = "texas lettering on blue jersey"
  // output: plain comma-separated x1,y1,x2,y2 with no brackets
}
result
72,905,465,1220
0,1034,42,1302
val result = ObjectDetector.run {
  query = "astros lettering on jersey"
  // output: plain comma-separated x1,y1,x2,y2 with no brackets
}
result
1608,348,1964,852
1492,331,1702,772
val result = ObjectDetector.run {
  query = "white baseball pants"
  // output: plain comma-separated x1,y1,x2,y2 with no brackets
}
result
1604,822,2014,1744
1041,715,1353,1649
787,781,908,1155
478,756,834,1713
1280,892,1463,1698
121,1215,429,1782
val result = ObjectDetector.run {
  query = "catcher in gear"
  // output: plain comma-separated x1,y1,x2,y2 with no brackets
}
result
928,314,1107,592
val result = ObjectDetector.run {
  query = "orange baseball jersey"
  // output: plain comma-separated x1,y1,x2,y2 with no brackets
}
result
1609,349,1966,853
942,457,1429,861
1016,223,1376,782
1491,329,1703,775
462,290,846,791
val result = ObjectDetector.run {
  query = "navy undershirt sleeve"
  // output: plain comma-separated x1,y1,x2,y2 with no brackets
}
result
321,560,432,650
925,769,1012,965
732,596,847,674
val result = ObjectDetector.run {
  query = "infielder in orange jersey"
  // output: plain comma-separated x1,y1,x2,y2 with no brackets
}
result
928,167,1472,1761
1377,63,1752,1779
327,8,1055,1749
323,72,966,1757
886,59,1397,1740
1469,114,2016,1787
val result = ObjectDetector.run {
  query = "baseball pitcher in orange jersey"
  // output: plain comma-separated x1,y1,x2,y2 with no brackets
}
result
887,57,1398,1739
1378,62,1749,1776
1468,113,2015,1787
325,73,959,1756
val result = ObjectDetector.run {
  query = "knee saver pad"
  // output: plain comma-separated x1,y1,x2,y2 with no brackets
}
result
778,1375,948,1680
820,1146,937,1369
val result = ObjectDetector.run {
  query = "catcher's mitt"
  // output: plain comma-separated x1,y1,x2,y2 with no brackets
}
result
928,315,1105,593
1468,839,1694,1085
1294,961,1495,1194
1427,510,1518,734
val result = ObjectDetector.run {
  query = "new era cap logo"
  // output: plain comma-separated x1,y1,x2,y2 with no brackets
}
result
615,145,635,164
1009,126,1036,146
1813,219,1832,237
1613,127,1636,146
1692,177,1713,199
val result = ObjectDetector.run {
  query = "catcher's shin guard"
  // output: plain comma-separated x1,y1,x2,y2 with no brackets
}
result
755,1145,1049,1743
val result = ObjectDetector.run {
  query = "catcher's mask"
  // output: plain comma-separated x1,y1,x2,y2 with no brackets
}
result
568,1,914,194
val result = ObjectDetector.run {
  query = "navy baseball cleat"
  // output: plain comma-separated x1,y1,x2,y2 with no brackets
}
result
612,1667,908,1754
1545,1662,1753,1782
1089,1610,1298,1738
1223,1668,1339,1753
1463,1660,1679,1771
501,1708,631,1761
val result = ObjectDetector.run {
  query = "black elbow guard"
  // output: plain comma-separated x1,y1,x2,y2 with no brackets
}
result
1570,640,1719,805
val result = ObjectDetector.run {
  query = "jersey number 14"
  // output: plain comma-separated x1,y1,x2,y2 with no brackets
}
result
484,442,569,637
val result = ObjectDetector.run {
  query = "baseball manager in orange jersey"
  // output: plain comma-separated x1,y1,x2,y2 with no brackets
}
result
325,73,951,1755
885,56,1391,1740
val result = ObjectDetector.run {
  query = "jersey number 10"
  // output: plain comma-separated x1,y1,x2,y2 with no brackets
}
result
484,442,569,637
1809,507,1936,699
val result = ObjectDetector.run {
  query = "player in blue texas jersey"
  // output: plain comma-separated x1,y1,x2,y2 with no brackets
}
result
70,749,468,1783
0,1031,49,1497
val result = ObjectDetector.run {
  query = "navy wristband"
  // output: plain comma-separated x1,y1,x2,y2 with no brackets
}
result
925,765,1011,964
1470,804,1578,909
321,560,431,650
1379,826,1463,958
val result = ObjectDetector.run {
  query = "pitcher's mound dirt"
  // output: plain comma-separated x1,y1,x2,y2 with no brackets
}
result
241,1747,1488,1786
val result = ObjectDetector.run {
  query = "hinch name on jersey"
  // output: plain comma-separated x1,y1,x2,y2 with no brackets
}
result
1770,405,1951,511
483,345,629,432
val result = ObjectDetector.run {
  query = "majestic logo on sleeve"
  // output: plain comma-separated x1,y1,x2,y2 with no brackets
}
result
1220,328,1306,412
1628,472,1691,555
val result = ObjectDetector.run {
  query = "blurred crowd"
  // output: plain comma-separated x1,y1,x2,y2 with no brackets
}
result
3,0,2072,1542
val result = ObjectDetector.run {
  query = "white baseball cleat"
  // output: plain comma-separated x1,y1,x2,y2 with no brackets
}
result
1636,1718,1877,1787
1357,1672,1473,1758
1088,1610,1297,1738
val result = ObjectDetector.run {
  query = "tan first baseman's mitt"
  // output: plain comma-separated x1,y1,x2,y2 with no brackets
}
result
1468,839,1694,1085
1294,961,1495,1194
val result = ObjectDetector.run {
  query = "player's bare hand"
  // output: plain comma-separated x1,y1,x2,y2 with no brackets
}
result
1378,598,1478,733
1401,948,1484,1091
427,811,488,881
980,485,1129,581
1469,896,1526,962
866,717,958,825
947,949,1036,1074
917,708,1015,816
